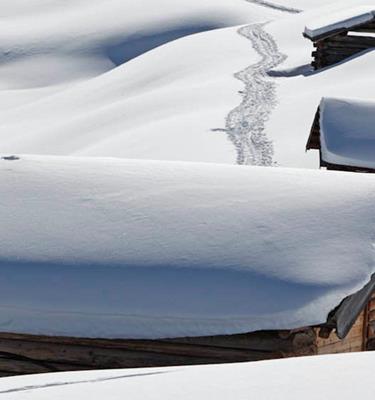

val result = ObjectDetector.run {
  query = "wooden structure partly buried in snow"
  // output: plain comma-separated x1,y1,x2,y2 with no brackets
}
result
303,8,375,69
306,97,375,173
0,275,375,376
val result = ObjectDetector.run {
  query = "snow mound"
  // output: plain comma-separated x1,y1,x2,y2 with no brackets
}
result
0,156,374,339
0,0,274,89
320,97,375,169
0,352,374,399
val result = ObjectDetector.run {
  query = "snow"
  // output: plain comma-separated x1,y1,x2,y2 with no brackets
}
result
304,7,375,40
319,97,375,169
1,352,374,399
258,0,375,168
0,156,374,339
0,0,281,164
1,0,375,168
0,0,374,348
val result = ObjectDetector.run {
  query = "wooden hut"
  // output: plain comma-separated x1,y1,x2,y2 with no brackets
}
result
0,275,374,377
303,8,375,69
306,97,375,172
1,157,374,377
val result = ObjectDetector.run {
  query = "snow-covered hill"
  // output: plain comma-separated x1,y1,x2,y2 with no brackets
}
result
0,0,278,163
0,352,373,399
1,0,375,167
1,0,375,351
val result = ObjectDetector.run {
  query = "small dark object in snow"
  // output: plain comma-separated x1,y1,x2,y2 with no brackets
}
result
1,155,20,161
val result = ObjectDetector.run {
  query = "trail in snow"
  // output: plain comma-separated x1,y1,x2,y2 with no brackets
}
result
225,23,287,165
246,0,302,14
224,0,302,166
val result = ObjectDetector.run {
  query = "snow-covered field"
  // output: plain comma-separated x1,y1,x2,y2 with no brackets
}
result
1,0,375,395
0,352,373,399
1,0,374,166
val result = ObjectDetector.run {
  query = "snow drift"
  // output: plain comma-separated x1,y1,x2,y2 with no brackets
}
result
2,0,375,167
0,156,374,339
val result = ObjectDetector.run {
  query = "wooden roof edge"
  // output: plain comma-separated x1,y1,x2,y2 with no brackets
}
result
303,16,375,42
325,274,375,339
306,106,321,151
303,28,348,42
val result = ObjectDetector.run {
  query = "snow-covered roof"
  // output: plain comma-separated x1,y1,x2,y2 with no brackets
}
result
0,156,374,339
320,97,375,170
304,7,375,40
1,352,374,399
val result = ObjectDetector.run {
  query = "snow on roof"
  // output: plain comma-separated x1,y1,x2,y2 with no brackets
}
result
320,97,375,170
304,7,375,40
1,352,374,399
0,156,375,339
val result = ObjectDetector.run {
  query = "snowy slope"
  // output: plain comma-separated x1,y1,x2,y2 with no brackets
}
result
0,0,281,163
0,352,374,399
1,0,375,167
0,25,255,163
0,156,374,339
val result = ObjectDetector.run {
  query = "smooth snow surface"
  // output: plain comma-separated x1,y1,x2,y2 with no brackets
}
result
1,352,374,399
0,156,374,339
0,0,278,164
1,0,375,167
320,97,375,169
304,7,375,40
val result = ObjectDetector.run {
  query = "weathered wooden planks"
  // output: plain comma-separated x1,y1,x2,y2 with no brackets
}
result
0,329,318,376
316,311,365,355
0,291,373,376
308,20,375,70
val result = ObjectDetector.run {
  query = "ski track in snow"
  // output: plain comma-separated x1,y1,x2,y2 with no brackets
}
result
225,23,287,166
246,0,302,14
0,372,166,395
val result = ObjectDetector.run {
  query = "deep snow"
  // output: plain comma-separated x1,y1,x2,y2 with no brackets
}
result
1,0,375,167
0,352,374,399
0,0,374,347
0,156,374,339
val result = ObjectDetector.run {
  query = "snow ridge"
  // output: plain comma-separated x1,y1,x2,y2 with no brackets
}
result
225,24,287,165
246,0,302,14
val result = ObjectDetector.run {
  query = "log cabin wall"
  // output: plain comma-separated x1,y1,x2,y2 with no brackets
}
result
316,311,365,355
365,292,375,350
315,291,375,355
0,329,316,377
311,20,375,70
0,295,373,377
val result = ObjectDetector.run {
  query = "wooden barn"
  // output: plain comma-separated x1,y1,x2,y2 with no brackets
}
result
303,8,375,69
306,97,375,172
0,275,374,377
